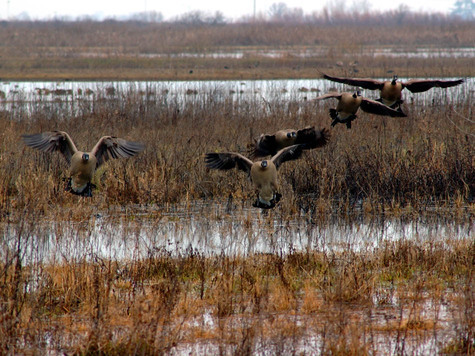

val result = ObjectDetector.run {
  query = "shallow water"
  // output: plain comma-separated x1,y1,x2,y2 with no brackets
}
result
0,77,472,119
1,203,472,265
1,76,472,103
127,46,475,60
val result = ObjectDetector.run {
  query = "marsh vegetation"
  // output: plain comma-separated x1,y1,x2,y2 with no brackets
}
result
1,76,473,354
0,18,474,80
0,18,474,355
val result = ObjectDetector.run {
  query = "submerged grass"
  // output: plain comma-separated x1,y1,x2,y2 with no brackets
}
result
0,235,473,354
0,50,473,353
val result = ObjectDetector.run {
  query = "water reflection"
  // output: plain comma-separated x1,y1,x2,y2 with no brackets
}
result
1,203,472,265
127,46,475,60
0,77,471,117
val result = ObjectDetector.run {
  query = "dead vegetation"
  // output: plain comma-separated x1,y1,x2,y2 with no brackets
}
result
0,20,473,80
0,231,473,354
0,79,473,354
0,18,473,353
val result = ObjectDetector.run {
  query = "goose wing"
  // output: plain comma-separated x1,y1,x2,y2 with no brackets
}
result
321,73,385,90
360,98,407,117
205,152,254,174
403,78,464,93
271,144,305,170
295,127,330,149
21,131,77,164
252,134,278,158
91,136,145,168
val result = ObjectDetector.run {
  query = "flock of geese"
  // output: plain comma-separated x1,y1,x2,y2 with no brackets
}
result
22,72,464,208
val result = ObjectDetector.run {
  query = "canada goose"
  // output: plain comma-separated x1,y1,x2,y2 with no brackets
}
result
22,131,145,197
313,91,406,129
321,72,464,110
205,144,305,209
252,126,330,158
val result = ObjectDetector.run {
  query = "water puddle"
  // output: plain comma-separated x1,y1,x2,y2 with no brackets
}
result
1,203,472,265
92,46,475,60
0,77,471,116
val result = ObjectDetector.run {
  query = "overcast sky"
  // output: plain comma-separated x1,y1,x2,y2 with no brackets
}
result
1,0,458,20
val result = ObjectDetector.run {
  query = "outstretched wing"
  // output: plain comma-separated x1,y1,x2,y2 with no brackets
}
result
252,134,278,158
360,98,407,117
313,92,343,101
205,152,254,174
295,127,330,149
21,131,77,164
271,144,305,170
321,72,385,90
91,136,145,168
403,78,464,93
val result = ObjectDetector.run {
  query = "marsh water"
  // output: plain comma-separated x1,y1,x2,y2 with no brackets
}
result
1,77,473,263
2,202,472,265
1,76,473,355
1,77,473,114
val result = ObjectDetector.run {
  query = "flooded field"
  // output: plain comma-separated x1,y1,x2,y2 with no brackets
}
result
2,202,473,264
0,77,472,117
1,75,473,354
1,201,473,355
133,46,475,60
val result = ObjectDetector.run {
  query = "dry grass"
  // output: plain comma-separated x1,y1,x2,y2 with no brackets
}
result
0,20,473,354
0,82,472,216
0,20,473,80
0,237,473,354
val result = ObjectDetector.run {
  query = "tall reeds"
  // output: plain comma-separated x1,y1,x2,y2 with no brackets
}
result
0,72,472,354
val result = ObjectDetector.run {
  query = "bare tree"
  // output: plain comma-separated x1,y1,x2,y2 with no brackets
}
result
451,0,474,20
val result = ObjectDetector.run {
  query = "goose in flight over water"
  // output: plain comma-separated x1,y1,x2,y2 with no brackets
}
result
313,91,406,129
320,72,464,111
251,126,330,158
205,144,306,209
22,131,145,197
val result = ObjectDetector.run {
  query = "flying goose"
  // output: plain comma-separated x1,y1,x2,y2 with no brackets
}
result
205,144,305,209
252,126,330,158
321,72,464,110
22,131,145,197
313,91,406,129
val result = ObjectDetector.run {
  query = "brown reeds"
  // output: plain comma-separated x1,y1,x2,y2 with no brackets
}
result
1,82,472,216
0,234,472,354
0,37,473,353
0,20,473,80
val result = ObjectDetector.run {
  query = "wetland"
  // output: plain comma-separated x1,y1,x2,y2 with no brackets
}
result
0,18,474,355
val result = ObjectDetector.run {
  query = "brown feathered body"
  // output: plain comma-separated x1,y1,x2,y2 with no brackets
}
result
314,91,406,128
69,152,98,193
380,81,404,107
253,127,329,158
205,144,305,208
250,161,278,203
336,92,362,119
22,130,145,197
321,72,464,109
